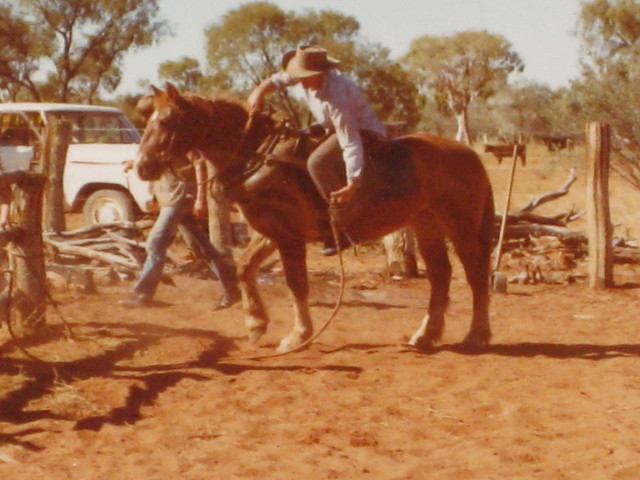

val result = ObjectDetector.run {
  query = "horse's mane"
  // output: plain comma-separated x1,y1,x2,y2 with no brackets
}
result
180,91,275,153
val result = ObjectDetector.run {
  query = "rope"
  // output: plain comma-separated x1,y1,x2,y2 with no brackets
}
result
220,204,346,362
2,245,75,365
2,269,50,363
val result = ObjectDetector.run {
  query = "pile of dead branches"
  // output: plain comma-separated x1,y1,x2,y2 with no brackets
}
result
42,220,215,290
494,168,639,285
43,221,152,286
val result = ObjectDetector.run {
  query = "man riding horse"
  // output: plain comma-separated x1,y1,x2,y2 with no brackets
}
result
248,45,386,254
135,51,495,353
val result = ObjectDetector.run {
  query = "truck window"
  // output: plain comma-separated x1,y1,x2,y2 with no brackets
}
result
0,113,32,146
48,112,140,144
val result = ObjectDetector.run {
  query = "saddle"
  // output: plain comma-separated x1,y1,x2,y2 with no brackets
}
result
245,128,418,203
359,131,418,202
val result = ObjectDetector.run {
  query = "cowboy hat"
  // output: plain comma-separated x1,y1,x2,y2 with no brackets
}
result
283,45,340,78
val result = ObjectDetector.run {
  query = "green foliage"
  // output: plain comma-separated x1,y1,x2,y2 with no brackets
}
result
158,57,204,93
203,1,422,129
403,30,524,143
204,2,290,92
576,0,640,191
0,0,169,102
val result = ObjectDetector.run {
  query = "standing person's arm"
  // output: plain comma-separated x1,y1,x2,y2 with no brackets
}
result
193,157,208,218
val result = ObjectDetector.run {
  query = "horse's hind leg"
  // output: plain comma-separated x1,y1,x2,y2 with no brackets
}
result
450,226,492,348
408,223,451,350
276,238,313,353
236,234,277,343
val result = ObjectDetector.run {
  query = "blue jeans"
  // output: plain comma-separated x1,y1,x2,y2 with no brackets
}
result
133,203,238,300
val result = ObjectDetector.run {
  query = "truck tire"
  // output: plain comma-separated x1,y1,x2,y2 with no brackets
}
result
82,189,136,226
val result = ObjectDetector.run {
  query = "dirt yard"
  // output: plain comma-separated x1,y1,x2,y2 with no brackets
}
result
1,239,640,479
2,144,640,479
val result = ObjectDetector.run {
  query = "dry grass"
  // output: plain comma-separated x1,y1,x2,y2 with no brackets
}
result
478,142,640,242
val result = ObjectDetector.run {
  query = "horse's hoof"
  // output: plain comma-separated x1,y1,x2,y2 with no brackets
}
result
406,335,439,352
248,325,267,343
276,332,312,354
407,329,442,352
462,332,490,351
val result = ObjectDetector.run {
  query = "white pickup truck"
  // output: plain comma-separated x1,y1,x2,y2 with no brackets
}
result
0,103,154,225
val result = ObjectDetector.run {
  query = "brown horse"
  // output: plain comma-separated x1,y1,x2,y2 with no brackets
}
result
136,83,495,353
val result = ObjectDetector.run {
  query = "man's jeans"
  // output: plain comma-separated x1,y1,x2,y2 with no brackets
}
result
133,204,239,300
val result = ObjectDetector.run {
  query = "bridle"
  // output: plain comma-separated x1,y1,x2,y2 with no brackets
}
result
173,110,288,193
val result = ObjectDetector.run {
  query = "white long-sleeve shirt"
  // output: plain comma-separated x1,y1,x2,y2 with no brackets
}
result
270,69,386,181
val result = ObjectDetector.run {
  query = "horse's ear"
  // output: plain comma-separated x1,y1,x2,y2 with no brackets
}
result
151,85,162,96
165,82,181,103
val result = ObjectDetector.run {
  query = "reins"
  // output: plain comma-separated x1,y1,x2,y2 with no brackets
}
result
158,103,347,361
220,203,347,362
182,112,283,192
205,116,349,361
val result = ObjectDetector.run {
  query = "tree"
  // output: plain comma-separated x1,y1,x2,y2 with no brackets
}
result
0,0,169,103
575,0,640,191
158,57,205,93
403,30,524,144
0,5,46,101
203,1,422,128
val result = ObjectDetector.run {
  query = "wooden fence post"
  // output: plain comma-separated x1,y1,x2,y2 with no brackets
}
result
585,122,613,289
7,173,48,328
41,118,71,232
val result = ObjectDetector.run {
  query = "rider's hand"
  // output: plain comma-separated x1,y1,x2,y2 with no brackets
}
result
193,198,207,218
330,178,360,205
302,124,326,138
247,78,276,116
122,160,134,172
247,87,265,116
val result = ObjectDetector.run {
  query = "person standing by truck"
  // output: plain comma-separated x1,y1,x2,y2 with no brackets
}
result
120,96,240,308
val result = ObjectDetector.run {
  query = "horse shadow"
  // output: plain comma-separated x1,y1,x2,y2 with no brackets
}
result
0,319,362,441
456,341,640,360
322,341,640,361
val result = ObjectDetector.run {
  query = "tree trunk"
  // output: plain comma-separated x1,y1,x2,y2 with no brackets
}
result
41,118,71,232
206,162,234,263
454,108,471,145
381,121,418,277
383,228,418,278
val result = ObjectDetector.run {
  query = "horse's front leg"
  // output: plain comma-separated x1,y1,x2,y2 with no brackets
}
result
276,238,313,353
236,233,277,343
408,232,451,350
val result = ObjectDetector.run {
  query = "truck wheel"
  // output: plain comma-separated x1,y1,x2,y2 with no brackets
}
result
82,189,135,226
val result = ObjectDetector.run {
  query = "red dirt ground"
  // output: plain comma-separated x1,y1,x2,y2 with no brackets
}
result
1,241,640,480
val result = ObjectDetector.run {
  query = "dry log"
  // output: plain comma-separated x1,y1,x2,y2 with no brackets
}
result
516,168,577,213
504,224,587,243
44,238,140,271
49,221,142,238
613,247,640,264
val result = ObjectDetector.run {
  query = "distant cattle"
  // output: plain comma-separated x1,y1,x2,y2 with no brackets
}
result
484,143,526,165
540,136,574,152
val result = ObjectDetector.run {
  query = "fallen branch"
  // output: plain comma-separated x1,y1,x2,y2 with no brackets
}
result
516,168,577,213
45,238,140,272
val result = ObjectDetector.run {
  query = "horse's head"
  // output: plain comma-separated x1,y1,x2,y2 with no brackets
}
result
135,83,206,181
136,83,276,181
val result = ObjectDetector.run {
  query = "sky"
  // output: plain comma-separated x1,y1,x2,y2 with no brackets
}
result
116,0,584,95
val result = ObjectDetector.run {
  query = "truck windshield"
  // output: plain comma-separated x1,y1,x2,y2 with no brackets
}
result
48,111,140,144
